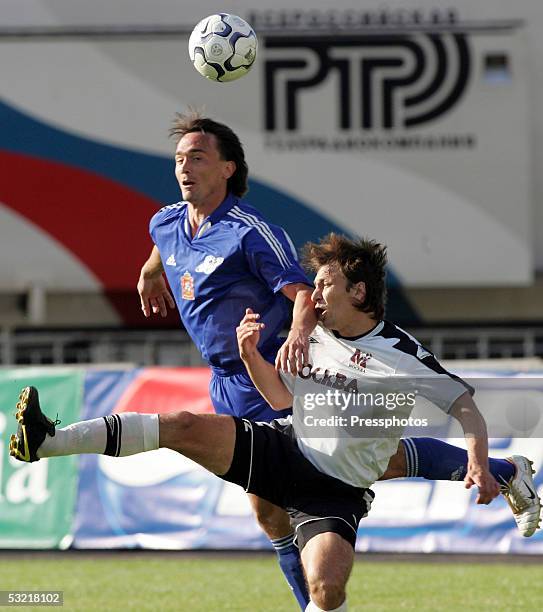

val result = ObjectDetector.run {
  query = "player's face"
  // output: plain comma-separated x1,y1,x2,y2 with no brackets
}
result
311,264,361,332
175,132,235,207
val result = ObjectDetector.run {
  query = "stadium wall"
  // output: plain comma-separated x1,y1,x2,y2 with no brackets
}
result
1,365,542,553
1,1,541,327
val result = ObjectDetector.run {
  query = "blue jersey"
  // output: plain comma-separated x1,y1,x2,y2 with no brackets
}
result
150,192,310,376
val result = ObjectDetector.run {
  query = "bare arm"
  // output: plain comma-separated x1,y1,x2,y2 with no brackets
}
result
450,392,500,504
237,308,293,410
276,283,317,374
137,245,176,318
141,244,164,277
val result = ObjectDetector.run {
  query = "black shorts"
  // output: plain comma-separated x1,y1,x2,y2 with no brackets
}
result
220,417,375,550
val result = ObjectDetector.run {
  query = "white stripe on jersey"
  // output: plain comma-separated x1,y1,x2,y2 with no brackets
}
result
228,206,291,269
282,228,299,261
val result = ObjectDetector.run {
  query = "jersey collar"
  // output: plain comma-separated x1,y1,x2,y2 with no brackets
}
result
332,320,384,341
207,192,238,225
183,192,238,240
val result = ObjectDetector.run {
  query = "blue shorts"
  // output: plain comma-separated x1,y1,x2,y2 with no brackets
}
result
209,369,292,422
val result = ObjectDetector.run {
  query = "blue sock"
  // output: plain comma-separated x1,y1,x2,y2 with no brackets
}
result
271,533,309,610
402,438,515,484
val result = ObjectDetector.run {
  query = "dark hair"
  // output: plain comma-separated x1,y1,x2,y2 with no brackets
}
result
302,233,388,319
170,110,249,197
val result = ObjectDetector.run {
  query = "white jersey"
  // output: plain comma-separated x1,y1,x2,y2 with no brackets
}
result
280,321,469,489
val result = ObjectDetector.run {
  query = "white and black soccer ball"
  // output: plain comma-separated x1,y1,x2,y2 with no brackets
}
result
188,14,258,83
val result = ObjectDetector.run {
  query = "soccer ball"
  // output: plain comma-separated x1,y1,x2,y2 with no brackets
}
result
188,14,258,83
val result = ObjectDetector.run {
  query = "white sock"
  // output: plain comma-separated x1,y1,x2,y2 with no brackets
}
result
37,413,159,458
305,599,347,612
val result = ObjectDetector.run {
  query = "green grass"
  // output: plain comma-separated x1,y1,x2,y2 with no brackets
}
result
0,555,541,611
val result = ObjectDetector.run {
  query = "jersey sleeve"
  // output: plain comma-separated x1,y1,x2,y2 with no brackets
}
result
242,224,311,293
398,353,471,414
149,204,185,242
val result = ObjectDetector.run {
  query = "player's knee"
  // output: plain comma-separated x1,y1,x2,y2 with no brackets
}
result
306,573,345,610
305,559,346,609
172,410,198,431
379,440,406,480
162,411,201,449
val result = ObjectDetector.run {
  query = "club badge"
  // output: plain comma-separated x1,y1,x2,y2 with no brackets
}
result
349,349,372,372
181,271,195,300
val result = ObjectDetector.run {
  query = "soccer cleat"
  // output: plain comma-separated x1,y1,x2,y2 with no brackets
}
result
500,455,542,537
9,386,58,462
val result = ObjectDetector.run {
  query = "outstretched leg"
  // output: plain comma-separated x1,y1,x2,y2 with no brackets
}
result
379,439,541,536
158,410,235,474
10,386,236,476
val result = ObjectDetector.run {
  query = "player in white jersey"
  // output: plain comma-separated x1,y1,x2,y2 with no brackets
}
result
275,321,470,490
12,233,539,612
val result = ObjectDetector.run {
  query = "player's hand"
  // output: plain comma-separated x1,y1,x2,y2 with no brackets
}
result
237,308,265,360
275,327,309,375
464,465,500,505
137,273,176,318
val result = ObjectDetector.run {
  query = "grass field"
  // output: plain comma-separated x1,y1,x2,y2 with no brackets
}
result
0,554,541,611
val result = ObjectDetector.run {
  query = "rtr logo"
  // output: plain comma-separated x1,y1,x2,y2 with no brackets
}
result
264,32,471,131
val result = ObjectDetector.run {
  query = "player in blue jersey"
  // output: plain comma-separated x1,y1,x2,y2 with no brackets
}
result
135,113,540,608
137,111,315,608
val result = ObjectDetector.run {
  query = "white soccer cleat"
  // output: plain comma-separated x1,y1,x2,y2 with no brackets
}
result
500,455,541,537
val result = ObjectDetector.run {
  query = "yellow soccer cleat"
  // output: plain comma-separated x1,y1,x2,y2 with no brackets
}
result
9,386,59,462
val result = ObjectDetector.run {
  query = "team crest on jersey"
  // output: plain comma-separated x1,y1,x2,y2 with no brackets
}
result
181,271,195,300
195,255,224,274
349,349,373,372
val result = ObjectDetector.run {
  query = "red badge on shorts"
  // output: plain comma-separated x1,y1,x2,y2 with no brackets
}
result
181,271,195,300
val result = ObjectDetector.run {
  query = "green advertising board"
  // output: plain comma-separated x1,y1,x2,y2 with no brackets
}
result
0,368,82,548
